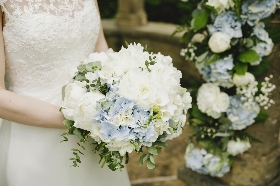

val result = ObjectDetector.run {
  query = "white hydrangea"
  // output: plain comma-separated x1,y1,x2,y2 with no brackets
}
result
227,138,251,156
205,0,235,14
197,83,230,119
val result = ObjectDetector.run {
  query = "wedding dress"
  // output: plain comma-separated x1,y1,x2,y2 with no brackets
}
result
0,0,130,185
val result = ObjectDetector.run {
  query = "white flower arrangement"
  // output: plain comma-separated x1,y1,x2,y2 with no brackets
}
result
60,43,192,171
175,0,279,177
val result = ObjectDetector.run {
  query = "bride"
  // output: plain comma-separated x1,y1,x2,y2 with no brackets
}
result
0,0,130,185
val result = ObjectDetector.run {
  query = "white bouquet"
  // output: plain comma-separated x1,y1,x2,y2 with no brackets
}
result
61,43,192,171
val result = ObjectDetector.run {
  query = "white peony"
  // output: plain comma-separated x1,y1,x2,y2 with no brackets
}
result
197,83,230,119
73,92,105,131
117,69,153,109
227,138,251,156
62,81,87,120
232,72,255,87
205,0,235,14
208,32,231,53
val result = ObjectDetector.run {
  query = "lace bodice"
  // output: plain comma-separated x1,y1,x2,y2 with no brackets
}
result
0,0,100,105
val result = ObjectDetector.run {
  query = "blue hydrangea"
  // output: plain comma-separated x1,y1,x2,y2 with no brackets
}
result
185,144,230,177
203,154,230,177
208,11,243,38
241,0,280,26
227,95,260,130
185,144,209,175
251,22,274,65
200,55,234,88
94,96,158,144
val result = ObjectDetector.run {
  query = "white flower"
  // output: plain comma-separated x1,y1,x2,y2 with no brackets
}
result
227,138,251,156
117,70,153,109
73,92,105,131
105,140,135,156
208,32,231,53
197,83,230,119
192,33,206,43
85,71,99,82
206,0,235,14
233,72,255,87
62,81,87,120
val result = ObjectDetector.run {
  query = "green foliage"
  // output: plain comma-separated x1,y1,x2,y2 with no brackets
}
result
238,49,260,63
191,9,210,31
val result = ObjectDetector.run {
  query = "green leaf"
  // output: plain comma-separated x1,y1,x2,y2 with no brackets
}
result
254,108,269,123
73,129,84,140
146,159,155,169
218,117,232,125
203,4,218,14
249,56,270,76
235,61,248,75
63,120,74,128
190,118,204,124
179,29,195,43
77,64,86,72
233,0,242,18
149,155,155,164
238,50,260,63
204,54,220,65
138,154,149,166
266,25,280,43
153,141,168,148
147,147,159,155
191,105,212,122
191,9,209,30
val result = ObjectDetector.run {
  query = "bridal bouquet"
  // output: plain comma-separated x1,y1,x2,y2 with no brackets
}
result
60,43,192,171
174,0,279,177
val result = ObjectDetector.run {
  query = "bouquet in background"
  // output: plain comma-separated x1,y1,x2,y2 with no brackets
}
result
173,0,279,177
60,43,192,171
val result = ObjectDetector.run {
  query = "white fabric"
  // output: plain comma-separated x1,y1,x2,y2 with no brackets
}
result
0,0,131,185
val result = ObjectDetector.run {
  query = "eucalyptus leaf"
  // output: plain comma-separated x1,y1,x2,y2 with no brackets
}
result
77,64,86,72
63,120,74,128
153,141,168,148
147,147,159,155
149,155,155,164
73,129,84,140
238,50,260,63
146,159,155,169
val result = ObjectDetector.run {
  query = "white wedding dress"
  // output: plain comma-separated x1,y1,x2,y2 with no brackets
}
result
0,0,130,185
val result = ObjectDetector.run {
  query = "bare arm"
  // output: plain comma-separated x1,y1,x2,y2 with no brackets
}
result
0,8,65,128
94,0,109,52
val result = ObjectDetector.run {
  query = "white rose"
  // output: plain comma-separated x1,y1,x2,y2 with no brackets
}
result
206,0,235,14
208,32,231,53
227,139,251,156
232,72,255,87
73,92,105,131
62,81,87,120
197,83,230,119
